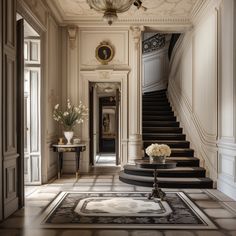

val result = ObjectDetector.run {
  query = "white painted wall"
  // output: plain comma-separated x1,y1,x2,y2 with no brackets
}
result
168,3,219,183
142,48,169,92
217,0,236,200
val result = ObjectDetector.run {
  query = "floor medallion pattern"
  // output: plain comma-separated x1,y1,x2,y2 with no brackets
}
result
38,192,217,229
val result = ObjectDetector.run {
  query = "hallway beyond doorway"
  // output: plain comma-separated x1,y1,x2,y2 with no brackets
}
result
95,153,116,166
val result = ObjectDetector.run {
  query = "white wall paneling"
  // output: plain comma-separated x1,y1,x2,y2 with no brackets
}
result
142,48,169,93
60,26,143,172
217,0,236,200
128,26,143,163
2,0,19,218
168,4,219,183
79,29,129,68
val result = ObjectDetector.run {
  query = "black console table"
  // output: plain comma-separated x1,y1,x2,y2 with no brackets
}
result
52,144,86,179
135,159,177,200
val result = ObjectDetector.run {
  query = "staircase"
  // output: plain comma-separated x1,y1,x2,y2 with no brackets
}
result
119,90,213,188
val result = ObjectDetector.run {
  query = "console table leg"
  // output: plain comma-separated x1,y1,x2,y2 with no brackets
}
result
76,152,81,179
57,152,63,179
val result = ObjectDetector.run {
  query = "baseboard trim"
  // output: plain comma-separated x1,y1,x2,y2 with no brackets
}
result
218,177,236,201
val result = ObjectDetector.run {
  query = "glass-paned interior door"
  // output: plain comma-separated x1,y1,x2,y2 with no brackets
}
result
24,68,41,184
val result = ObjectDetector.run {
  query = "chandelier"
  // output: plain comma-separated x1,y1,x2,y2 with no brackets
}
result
87,0,146,25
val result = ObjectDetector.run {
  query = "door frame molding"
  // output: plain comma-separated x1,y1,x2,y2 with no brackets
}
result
16,1,45,199
79,70,129,172
0,0,3,221
16,18,24,208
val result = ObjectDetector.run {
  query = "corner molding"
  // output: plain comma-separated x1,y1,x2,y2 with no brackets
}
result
130,25,145,49
17,0,47,32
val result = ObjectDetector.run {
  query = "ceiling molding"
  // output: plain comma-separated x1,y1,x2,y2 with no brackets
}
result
45,0,205,28
190,0,222,25
44,0,64,24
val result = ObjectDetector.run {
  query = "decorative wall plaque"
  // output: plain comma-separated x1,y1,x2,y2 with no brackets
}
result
95,41,114,64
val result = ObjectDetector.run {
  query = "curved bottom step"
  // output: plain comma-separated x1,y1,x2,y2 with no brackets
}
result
124,165,206,177
119,171,213,188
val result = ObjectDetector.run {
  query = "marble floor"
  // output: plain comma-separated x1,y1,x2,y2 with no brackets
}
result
95,153,116,166
1,167,236,236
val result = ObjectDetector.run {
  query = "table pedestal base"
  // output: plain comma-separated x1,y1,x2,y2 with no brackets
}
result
148,168,166,201
148,188,166,201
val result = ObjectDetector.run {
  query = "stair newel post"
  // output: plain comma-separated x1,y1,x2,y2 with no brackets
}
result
128,26,144,164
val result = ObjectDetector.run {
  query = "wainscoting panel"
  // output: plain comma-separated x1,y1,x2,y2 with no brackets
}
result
4,55,16,154
2,0,19,218
4,158,18,218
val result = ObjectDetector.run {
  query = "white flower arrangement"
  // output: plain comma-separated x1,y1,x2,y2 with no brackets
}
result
145,143,171,157
53,99,88,131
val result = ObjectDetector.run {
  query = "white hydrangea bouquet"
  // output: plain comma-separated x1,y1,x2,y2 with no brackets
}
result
145,143,171,163
53,99,88,131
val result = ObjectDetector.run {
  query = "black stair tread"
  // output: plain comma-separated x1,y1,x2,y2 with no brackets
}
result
119,171,213,188
124,165,206,172
143,94,167,98
143,116,176,121
143,140,190,148
170,148,194,152
143,111,174,115
142,98,169,102
143,133,185,138
143,135,186,141
143,101,170,105
142,127,182,133
120,171,212,182
143,120,179,127
165,157,198,160
143,103,170,107
167,158,199,167
143,89,167,95
143,107,172,111
123,165,206,177
143,121,179,125
143,140,189,144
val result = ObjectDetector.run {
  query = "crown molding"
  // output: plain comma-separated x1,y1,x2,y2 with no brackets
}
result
44,0,64,24
190,0,222,26
17,0,47,32
44,0,199,29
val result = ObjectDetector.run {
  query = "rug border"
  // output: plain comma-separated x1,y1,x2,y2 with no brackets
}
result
35,191,217,229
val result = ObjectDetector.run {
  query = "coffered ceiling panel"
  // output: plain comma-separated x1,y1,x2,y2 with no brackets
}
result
46,0,206,26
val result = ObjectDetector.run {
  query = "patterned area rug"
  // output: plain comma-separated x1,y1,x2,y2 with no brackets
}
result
38,192,217,229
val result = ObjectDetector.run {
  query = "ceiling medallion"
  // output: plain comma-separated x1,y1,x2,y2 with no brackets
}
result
87,0,146,25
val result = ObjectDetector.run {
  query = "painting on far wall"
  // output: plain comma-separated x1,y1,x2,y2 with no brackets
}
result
102,108,115,138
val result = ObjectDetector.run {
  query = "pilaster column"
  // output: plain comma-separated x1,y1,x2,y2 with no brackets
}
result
66,26,89,173
67,26,79,104
128,26,144,163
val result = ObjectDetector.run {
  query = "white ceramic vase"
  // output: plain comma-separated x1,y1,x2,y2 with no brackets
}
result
64,131,74,145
